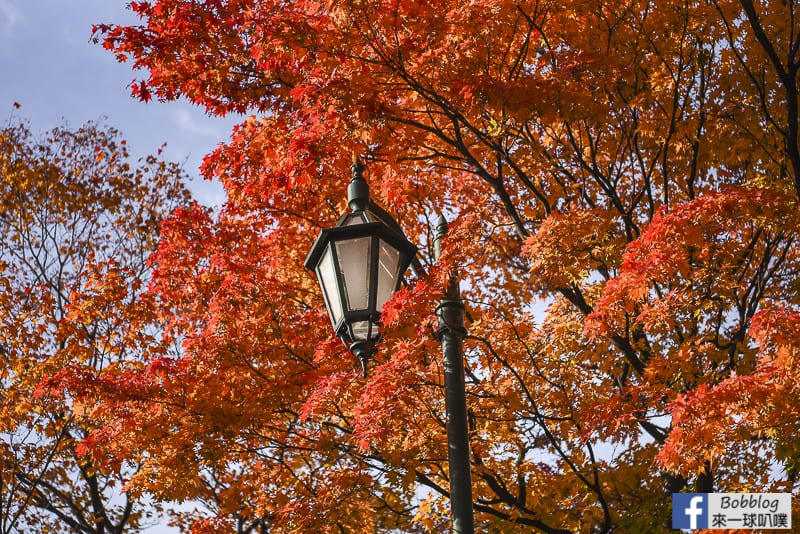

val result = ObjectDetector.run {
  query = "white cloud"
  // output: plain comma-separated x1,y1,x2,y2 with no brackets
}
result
0,0,22,35
172,107,221,137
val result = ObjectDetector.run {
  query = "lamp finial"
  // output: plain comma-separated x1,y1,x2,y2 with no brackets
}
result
348,156,369,211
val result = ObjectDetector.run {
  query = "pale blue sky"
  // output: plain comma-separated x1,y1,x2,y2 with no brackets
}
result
0,0,238,207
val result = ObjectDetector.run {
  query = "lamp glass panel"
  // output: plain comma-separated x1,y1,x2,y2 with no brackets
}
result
335,236,372,311
342,213,368,226
375,239,402,311
350,320,373,341
317,246,343,327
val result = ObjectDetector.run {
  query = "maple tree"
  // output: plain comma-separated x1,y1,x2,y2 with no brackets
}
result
0,119,190,532
65,0,800,531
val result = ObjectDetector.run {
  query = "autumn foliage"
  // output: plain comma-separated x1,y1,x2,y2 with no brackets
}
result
0,120,189,532
46,0,800,531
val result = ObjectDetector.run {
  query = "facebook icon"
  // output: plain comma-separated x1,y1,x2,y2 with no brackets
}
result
673,493,708,529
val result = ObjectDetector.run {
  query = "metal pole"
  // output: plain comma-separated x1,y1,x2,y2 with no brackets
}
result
434,215,475,534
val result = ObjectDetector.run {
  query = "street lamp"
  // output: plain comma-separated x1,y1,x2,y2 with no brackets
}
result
304,160,475,533
304,160,418,375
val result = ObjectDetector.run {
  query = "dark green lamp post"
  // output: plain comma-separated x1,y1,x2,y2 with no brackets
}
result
304,160,475,534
